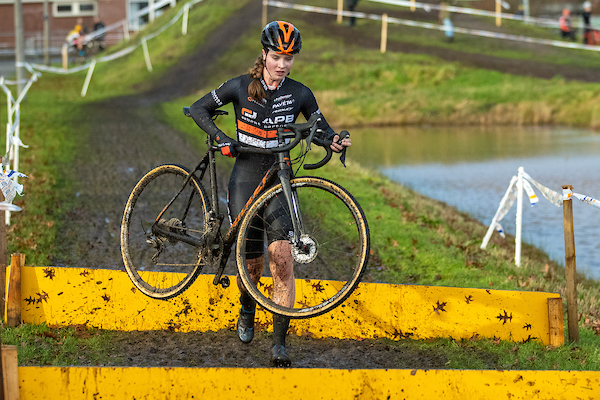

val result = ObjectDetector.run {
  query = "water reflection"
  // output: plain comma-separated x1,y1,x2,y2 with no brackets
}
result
348,125,600,279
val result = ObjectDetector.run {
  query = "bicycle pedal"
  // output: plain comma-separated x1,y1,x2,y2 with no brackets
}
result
219,276,230,289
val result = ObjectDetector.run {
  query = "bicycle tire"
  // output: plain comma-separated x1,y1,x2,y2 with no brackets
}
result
236,176,369,319
121,164,210,299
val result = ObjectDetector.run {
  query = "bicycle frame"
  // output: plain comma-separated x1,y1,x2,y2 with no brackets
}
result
151,134,304,288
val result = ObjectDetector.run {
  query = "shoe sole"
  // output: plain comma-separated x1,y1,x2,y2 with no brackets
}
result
271,358,291,367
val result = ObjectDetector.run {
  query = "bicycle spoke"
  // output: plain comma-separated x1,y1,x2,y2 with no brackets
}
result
236,177,369,319
121,164,211,299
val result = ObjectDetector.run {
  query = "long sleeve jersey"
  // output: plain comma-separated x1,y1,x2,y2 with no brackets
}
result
190,74,335,148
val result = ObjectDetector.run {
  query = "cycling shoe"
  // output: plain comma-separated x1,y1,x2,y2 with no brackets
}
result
236,307,255,344
271,344,291,367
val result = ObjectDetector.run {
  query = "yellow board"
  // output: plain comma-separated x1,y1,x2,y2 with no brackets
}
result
20,266,560,344
18,366,600,400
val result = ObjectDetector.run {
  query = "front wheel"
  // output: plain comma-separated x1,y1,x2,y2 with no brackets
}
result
236,177,370,319
121,164,210,299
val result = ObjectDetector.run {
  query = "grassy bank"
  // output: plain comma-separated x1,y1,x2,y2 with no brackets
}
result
1,0,600,368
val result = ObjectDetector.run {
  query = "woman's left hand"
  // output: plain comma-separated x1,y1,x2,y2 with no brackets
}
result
330,134,351,153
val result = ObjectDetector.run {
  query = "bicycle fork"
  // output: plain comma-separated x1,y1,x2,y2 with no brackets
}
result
277,156,311,257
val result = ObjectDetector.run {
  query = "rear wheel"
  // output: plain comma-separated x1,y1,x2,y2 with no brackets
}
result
236,176,369,318
121,164,210,299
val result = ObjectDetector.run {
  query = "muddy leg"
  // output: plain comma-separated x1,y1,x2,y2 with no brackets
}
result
237,255,265,307
268,240,293,367
268,240,295,307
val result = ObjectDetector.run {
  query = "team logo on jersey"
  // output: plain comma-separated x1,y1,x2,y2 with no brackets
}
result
263,115,294,125
247,96,266,107
241,108,257,119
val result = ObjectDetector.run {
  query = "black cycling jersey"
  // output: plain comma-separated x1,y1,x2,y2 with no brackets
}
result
190,74,336,257
190,74,335,148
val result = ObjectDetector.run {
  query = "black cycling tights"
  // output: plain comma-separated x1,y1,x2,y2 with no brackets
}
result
227,153,293,259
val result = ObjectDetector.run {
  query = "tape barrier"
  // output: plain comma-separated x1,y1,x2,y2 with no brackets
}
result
266,1,600,53
27,0,204,76
0,64,41,213
0,170,26,204
482,167,600,252
367,0,599,30
521,171,563,207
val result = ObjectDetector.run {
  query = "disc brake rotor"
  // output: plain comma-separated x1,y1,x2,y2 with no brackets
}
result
292,234,318,264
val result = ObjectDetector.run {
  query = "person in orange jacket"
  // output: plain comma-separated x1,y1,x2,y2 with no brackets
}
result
559,8,576,41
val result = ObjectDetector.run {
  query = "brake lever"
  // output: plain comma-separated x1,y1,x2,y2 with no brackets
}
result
338,131,349,168
304,122,321,151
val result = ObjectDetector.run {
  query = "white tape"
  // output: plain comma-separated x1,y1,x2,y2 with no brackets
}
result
522,179,539,206
573,192,600,209
10,136,28,149
267,1,600,53
522,172,563,207
0,171,26,204
367,0,598,30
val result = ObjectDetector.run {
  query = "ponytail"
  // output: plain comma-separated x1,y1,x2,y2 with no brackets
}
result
248,54,267,102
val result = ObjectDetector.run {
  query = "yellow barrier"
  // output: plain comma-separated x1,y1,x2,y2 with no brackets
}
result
20,266,562,345
18,366,600,399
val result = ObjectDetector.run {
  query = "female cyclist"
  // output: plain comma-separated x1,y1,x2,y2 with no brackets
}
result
189,21,351,367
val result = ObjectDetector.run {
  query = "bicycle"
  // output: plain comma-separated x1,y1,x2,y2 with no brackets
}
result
120,108,370,318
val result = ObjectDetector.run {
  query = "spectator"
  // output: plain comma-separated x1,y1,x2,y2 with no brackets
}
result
439,0,454,43
93,17,106,51
66,21,85,56
582,1,594,44
346,0,359,27
559,8,576,41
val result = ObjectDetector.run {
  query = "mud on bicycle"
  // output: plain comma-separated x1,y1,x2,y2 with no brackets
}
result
120,108,370,319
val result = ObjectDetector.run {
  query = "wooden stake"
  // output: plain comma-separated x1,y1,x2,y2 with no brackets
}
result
61,44,68,70
6,254,22,328
547,297,565,347
562,185,579,342
495,0,501,26
1,346,18,400
337,0,343,24
380,14,388,53
262,0,267,28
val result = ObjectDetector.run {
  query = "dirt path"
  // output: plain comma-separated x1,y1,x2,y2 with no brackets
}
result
52,2,595,368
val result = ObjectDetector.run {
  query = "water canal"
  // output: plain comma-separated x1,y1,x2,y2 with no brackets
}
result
349,125,600,280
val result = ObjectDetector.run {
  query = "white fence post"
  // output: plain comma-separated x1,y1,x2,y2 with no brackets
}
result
515,166,524,267
123,20,130,41
81,59,97,97
142,38,153,72
182,3,190,35
149,0,156,22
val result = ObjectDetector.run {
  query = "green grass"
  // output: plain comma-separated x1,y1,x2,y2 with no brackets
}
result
2,0,600,369
0,323,121,366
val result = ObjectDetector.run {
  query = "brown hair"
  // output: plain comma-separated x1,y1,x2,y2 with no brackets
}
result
248,54,267,102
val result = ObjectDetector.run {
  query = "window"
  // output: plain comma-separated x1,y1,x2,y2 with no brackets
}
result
53,1,97,17
79,4,94,12
57,4,73,13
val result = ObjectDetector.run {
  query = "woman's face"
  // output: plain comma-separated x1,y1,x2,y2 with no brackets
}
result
262,49,295,84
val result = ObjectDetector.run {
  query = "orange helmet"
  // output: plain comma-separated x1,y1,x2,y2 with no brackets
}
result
261,21,302,55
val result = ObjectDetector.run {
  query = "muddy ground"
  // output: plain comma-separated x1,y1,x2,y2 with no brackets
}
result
50,1,598,368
